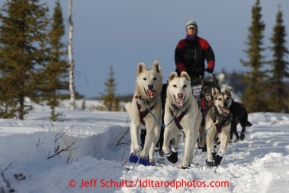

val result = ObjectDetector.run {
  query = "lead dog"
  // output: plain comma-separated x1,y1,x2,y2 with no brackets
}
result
124,60,163,166
162,71,202,169
205,88,233,167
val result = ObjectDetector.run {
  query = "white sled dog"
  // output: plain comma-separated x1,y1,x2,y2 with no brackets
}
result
125,60,163,166
162,71,202,169
205,88,233,167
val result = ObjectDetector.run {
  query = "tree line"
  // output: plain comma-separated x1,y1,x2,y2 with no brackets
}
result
103,0,289,113
0,0,288,119
241,0,289,113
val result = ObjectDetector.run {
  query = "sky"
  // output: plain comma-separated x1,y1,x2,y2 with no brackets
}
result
0,100,289,192
0,0,289,98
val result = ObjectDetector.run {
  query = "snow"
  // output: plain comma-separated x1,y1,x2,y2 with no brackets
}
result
0,102,289,193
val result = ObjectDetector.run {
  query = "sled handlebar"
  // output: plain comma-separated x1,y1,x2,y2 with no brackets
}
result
204,71,219,88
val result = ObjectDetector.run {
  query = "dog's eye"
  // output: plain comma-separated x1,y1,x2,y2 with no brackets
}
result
218,98,222,101
153,77,156,81
173,85,177,88
143,78,147,80
183,85,187,88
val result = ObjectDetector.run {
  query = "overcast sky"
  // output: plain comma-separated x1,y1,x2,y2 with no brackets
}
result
0,0,289,98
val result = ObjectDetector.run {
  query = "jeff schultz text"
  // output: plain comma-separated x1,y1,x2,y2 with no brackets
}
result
70,178,230,189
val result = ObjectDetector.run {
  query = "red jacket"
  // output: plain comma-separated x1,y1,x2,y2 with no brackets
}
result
175,37,215,79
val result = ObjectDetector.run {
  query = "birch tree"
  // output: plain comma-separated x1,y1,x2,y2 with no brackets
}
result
68,0,75,110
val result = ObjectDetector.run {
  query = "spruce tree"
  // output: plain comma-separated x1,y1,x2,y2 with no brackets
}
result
267,8,289,112
44,0,69,121
0,0,50,119
100,66,119,111
240,0,268,113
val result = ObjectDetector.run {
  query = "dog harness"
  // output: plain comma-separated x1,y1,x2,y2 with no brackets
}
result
211,106,232,133
200,97,207,113
136,95,156,126
169,104,188,130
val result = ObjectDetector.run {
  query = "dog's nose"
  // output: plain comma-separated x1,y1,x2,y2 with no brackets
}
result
224,102,228,107
177,93,183,99
148,84,153,90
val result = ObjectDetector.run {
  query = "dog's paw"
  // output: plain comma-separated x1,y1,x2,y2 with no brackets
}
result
129,153,138,163
148,161,156,166
181,165,191,169
240,133,245,140
157,156,165,164
214,155,223,166
206,159,214,167
139,157,149,166
166,151,178,163
159,149,164,157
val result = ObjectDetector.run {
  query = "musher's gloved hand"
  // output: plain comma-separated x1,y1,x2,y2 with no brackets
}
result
205,68,213,73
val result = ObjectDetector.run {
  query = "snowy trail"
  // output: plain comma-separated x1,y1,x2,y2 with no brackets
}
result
0,108,289,193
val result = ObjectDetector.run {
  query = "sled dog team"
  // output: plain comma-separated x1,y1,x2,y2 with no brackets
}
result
125,60,251,169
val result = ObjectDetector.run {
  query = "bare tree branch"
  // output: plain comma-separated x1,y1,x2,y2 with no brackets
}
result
114,127,130,147
48,135,79,159
0,162,14,191
54,122,78,142
36,137,44,149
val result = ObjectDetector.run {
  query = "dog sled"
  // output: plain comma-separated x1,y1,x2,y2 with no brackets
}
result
191,72,219,100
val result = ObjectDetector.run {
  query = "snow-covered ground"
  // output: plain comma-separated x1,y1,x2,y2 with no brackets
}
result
0,102,289,193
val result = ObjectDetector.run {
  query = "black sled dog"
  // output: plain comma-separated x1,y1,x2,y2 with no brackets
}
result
229,100,252,142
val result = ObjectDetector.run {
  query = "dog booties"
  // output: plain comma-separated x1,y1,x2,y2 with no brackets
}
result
129,153,138,163
157,156,165,164
206,152,223,167
166,151,178,163
181,165,191,169
214,155,223,166
139,157,156,166
206,159,214,167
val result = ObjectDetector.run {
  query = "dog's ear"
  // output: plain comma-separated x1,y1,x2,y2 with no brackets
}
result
152,60,162,74
211,87,219,98
168,72,178,82
224,88,233,97
180,71,191,81
137,62,147,75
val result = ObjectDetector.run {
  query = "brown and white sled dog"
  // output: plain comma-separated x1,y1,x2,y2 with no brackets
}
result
124,60,163,166
205,88,233,167
198,85,220,149
162,71,202,169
